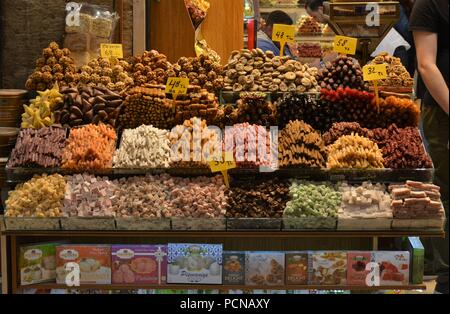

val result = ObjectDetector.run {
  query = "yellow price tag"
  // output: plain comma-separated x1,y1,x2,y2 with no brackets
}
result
363,64,388,81
100,44,124,59
209,152,236,188
165,77,189,99
272,24,296,43
272,24,296,56
333,35,358,55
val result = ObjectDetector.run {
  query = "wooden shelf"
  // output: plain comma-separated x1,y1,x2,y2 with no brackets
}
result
18,283,427,292
2,229,445,238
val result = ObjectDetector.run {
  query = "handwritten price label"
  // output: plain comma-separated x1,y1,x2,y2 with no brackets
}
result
209,152,236,187
333,35,357,55
272,24,295,43
363,64,387,81
165,77,189,99
272,24,295,56
100,44,123,59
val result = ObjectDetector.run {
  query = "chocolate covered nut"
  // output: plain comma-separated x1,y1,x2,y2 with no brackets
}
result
57,85,123,128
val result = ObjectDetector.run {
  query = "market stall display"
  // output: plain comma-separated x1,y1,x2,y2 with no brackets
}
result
0,23,442,295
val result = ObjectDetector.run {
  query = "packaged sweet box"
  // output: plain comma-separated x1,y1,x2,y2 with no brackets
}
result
285,252,309,285
19,242,61,286
112,245,167,285
373,251,410,286
56,245,111,285
245,252,285,286
347,252,372,286
167,243,223,284
222,251,245,285
311,251,347,285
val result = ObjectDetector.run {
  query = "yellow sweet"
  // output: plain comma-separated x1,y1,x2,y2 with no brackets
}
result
5,174,66,218
21,84,62,129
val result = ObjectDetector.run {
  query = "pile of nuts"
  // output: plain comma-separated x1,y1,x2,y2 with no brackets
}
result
173,86,220,125
7,127,66,168
371,124,433,169
278,120,326,168
112,175,172,218
119,86,174,129
224,123,275,168
57,85,123,128
234,92,277,127
79,58,134,92
21,85,63,129
226,179,289,218
297,16,323,35
317,55,368,91
5,174,66,217
63,174,117,217
223,48,320,93
62,124,117,170
276,93,322,130
113,125,171,168
369,52,414,88
338,182,392,219
284,181,341,218
126,50,177,86
176,55,225,92
327,134,384,169
25,42,79,91
169,117,221,167
167,175,228,218
390,181,444,219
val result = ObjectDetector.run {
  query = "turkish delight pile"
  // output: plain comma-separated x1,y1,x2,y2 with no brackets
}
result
389,181,445,219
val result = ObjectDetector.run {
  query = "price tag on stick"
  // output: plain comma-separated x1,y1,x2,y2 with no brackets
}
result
100,44,124,59
333,35,358,55
363,64,387,112
209,152,236,188
165,77,189,100
272,24,295,57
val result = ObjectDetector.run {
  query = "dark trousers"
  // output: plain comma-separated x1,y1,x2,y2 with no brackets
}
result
421,101,449,293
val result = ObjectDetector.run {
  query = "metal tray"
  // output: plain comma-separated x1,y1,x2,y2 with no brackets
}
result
171,218,226,230
337,217,393,230
282,217,337,230
115,217,171,231
227,218,282,230
3,217,61,230
60,217,116,230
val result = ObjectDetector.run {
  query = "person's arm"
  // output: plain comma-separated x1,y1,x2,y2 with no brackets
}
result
414,31,449,114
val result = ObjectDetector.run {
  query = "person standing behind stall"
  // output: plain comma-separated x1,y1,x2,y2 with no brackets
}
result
410,0,449,295
257,10,294,57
